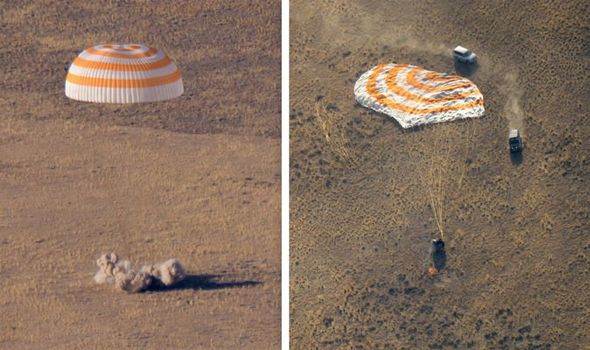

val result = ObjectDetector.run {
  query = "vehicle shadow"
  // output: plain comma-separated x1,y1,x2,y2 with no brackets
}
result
454,60,480,77
510,151,524,166
432,250,447,270
146,274,261,293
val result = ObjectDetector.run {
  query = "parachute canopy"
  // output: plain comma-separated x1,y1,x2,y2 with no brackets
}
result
354,64,484,128
65,44,183,103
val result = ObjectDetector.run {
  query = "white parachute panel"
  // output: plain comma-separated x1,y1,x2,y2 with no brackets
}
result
65,44,183,104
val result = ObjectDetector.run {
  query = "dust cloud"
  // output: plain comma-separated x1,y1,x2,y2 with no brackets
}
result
94,253,186,293
502,72,525,132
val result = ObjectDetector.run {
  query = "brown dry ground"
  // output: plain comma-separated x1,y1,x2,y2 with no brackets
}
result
0,1,280,349
290,1,589,349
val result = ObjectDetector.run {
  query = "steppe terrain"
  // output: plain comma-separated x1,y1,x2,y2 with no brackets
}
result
0,1,280,349
290,1,588,349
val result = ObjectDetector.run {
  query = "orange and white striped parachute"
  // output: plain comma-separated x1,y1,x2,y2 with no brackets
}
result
354,64,484,128
65,44,183,103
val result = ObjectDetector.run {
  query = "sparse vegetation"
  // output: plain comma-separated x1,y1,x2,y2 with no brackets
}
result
290,0,589,348
314,101,356,165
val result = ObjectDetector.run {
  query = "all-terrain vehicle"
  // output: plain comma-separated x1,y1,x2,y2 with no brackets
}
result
453,46,477,64
508,129,523,153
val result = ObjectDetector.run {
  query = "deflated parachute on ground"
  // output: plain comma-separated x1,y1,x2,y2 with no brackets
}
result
354,64,484,128
65,44,183,103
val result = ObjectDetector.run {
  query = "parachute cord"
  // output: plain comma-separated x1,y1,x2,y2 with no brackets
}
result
429,187,444,239
426,125,451,240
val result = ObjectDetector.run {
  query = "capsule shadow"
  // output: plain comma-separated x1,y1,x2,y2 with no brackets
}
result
146,274,261,293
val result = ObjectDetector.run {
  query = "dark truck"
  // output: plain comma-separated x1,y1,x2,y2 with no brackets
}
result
509,129,523,153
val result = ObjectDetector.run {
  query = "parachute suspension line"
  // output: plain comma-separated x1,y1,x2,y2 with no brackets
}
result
442,129,453,239
428,161,445,240
314,101,354,165
352,64,486,237
425,127,451,240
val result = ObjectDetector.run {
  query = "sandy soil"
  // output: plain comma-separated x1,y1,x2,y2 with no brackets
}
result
290,1,589,349
0,1,280,349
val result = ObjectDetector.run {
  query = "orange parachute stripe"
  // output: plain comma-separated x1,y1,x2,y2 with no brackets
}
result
384,65,480,104
66,69,181,88
102,44,141,51
72,55,173,71
424,71,462,82
85,46,159,59
406,67,472,93
366,65,483,115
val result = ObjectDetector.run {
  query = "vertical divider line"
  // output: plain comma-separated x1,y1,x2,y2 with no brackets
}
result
281,0,290,349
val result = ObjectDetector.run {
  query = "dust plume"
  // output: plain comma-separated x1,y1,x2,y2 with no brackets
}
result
396,37,449,57
502,72,525,132
94,253,186,293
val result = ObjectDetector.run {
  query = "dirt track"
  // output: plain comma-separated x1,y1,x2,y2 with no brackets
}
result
290,1,589,349
0,1,280,349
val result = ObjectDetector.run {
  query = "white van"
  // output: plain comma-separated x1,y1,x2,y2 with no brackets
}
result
453,46,477,64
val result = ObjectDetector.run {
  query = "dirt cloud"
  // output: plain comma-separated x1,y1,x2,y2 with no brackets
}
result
502,72,525,132
94,253,186,293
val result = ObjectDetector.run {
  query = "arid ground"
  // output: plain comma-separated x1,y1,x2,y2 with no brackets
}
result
0,1,280,349
290,1,588,349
